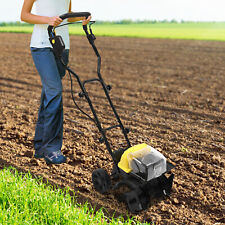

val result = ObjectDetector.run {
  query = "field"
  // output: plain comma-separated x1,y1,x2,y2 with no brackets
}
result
0,32,225,224
1,22,225,40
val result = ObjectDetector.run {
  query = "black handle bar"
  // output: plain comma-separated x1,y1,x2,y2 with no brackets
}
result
60,12,91,20
48,12,91,37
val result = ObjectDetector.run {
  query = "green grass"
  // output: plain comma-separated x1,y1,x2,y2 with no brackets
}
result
0,167,147,225
1,22,225,41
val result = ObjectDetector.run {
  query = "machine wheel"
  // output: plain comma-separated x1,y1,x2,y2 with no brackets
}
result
92,168,111,194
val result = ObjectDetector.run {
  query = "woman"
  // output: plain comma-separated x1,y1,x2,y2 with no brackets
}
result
21,0,91,164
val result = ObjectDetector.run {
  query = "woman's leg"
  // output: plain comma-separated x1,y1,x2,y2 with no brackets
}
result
34,89,45,154
31,47,65,157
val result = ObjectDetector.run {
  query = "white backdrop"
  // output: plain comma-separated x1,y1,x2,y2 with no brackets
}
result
0,0,224,22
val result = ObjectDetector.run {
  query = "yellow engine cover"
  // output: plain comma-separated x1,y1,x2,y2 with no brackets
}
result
118,143,148,173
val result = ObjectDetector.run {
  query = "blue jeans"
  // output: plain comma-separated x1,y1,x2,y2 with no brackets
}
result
31,47,69,156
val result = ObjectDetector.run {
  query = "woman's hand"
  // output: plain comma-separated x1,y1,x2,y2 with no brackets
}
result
48,16,63,26
82,16,92,25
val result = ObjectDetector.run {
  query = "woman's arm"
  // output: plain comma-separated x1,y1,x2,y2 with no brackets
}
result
67,0,91,25
20,0,62,26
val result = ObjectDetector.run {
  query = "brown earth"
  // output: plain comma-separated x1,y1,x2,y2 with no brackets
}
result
0,33,224,225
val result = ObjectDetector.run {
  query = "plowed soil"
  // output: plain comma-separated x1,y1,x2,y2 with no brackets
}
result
0,33,224,224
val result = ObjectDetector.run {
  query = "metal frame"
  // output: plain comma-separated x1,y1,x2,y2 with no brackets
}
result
60,23,131,170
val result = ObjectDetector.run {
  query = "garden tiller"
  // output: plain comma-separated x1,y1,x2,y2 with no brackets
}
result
48,12,175,213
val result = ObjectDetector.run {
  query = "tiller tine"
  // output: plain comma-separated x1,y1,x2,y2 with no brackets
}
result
120,173,174,213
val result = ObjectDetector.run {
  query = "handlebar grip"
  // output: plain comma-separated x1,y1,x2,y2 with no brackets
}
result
48,12,91,37
59,12,91,20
